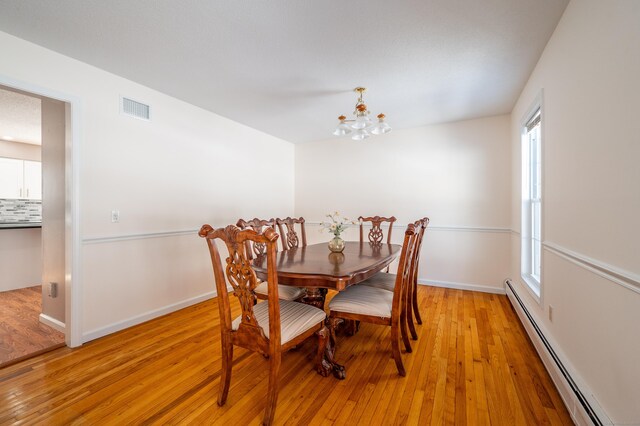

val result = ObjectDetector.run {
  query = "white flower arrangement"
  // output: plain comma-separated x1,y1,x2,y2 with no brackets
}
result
320,211,359,237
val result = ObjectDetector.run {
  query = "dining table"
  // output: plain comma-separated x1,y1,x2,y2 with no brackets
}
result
252,241,402,379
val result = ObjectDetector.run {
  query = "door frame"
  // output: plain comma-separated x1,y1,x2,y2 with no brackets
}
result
0,74,82,347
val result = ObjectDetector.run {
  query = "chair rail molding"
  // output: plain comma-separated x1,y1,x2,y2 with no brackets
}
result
82,228,200,244
84,223,513,245
543,241,640,295
305,221,510,234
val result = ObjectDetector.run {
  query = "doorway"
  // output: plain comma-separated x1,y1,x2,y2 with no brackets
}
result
0,81,80,365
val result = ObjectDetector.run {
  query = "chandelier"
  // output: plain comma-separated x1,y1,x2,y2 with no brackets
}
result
332,87,392,140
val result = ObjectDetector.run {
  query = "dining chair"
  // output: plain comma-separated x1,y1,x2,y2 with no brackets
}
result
236,218,306,302
409,218,429,329
359,215,396,275
359,215,397,244
360,217,429,340
275,217,307,250
199,224,329,426
327,223,418,376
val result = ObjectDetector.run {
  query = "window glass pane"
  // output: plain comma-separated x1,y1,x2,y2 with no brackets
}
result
532,200,541,241
522,106,542,295
533,236,541,280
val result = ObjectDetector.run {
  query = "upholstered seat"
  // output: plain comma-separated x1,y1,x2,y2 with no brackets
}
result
360,272,395,292
328,285,393,318
232,300,325,344
254,280,306,301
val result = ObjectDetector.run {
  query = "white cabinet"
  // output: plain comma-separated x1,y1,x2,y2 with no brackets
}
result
0,158,23,198
0,157,42,200
23,160,42,200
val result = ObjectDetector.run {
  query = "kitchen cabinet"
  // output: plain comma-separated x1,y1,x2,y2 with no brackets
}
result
0,157,42,200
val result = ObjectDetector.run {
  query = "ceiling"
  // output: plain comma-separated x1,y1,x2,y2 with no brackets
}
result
0,86,41,145
0,0,568,144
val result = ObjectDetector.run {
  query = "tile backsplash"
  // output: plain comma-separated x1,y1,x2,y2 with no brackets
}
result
0,199,42,223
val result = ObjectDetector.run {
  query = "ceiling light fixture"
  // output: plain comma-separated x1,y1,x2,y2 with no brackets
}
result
333,87,391,140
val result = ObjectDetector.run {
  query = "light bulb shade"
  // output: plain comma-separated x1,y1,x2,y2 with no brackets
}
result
370,121,392,135
351,114,372,129
333,122,352,136
351,128,370,141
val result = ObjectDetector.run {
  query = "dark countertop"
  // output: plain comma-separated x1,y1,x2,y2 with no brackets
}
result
0,222,42,229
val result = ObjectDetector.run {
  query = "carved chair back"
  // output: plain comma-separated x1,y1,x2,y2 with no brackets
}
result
199,224,282,354
390,223,419,319
236,218,277,260
409,218,429,281
275,217,307,251
405,217,429,337
359,215,397,245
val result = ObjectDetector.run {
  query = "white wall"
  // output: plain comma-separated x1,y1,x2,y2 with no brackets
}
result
0,139,41,161
296,115,511,292
0,30,295,341
0,228,41,292
509,1,640,423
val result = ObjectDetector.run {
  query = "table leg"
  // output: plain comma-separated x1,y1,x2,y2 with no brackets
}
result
302,288,326,310
324,317,346,379
301,289,346,379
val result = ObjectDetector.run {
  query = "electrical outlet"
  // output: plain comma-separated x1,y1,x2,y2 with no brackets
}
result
548,305,554,322
49,282,58,298
111,210,120,223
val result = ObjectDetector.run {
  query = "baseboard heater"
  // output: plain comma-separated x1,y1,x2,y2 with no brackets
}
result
505,279,602,426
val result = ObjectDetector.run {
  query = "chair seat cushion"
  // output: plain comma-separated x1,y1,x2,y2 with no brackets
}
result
360,272,396,292
329,285,394,318
254,281,306,301
232,300,326,344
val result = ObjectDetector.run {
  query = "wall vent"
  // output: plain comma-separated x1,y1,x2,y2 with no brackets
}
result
121,97,151,121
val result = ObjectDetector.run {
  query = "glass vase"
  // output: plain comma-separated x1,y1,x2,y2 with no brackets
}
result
328,235,345,253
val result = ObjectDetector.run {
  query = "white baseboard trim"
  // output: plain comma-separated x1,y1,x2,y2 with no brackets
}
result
506,280,613,426
82,291,216,343
39,313,66,334
417,278,506,294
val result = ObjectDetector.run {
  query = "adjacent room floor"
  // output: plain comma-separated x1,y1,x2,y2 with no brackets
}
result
0,286,572,424
0,285,65,368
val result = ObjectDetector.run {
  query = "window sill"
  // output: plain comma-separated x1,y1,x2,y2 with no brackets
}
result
520,274,542,305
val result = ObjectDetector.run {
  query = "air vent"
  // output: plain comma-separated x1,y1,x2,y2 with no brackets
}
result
121,97,151,121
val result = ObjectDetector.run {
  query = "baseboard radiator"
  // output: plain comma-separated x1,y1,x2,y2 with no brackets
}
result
505,279,604,426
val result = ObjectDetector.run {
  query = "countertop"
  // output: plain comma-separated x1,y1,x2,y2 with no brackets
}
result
0,222,42,230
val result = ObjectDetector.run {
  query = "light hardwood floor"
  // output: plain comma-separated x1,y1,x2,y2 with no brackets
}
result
0,286,572,425
0,285,65,368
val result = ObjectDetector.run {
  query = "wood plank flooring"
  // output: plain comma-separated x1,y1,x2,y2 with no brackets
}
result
0,286,65,368
0,286,573,425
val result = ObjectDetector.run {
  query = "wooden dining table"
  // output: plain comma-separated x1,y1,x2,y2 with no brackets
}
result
252,241,402,379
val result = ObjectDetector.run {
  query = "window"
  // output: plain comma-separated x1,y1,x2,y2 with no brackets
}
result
521,107,542,297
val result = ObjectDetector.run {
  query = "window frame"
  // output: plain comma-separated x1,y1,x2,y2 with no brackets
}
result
520,94,544,304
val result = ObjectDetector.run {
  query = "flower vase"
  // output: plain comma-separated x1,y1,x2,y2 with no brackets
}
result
328,235,345,253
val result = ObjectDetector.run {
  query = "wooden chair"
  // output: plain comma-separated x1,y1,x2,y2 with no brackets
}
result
199,224,329,426
275,217,307,250
409,218,429,331
328,223,418,376
359,215,397,244
361,218,429,340
236,218,305,302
